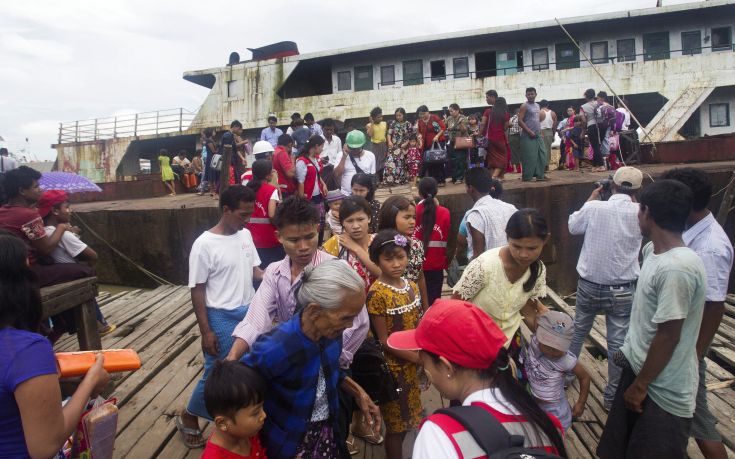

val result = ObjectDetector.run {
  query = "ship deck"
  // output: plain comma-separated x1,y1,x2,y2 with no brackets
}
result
55,284,735,458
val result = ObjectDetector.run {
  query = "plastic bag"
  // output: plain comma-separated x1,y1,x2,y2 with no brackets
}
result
71,397,118,459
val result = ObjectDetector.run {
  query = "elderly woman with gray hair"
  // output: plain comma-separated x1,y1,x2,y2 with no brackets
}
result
242,259,381,459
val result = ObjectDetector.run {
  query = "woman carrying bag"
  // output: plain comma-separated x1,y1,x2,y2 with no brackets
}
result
416,105,446,186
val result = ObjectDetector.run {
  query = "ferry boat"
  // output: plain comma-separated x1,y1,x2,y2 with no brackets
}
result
54,0,735,182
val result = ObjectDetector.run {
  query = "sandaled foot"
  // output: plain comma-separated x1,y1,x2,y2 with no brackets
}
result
352,428,384,445
98,323,117,337
175,414,206,448
346,436,359,455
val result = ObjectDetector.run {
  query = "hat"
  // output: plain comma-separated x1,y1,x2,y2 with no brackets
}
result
613,166,643,190
536,311,575,353
37,190,69,218
252,140,275,157
387,299,507,369
345,130,366,149
326,189,347,203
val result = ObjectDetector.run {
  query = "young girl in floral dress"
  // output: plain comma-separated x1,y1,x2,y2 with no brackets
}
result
367,229,423,459
405,134,422,186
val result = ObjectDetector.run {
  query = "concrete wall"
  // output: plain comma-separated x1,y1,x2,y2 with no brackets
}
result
700,86,735,136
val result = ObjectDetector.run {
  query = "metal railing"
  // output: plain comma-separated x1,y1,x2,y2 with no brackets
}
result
58,107,198,143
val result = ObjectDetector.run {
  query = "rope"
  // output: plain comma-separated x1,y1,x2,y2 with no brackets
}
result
72,213,174,286
554,18,656,157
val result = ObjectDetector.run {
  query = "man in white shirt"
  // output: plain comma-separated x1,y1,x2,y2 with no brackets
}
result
568,166,643,409
321,119,343,167
178,185,264,447
616,99,631,131
663,168,734,459
0,148,18,172
334,130,375,195
464,167,517,259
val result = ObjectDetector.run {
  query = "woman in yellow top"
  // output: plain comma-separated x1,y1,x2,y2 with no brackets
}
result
366,106,388,183
322,195,381,292
452,208,549,363
158,148,176,196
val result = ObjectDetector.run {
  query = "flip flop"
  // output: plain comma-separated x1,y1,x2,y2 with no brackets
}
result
352,430,384,445
174,415,206,448
345,436,360,455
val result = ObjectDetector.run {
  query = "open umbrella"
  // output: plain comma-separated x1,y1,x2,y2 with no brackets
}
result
39,172,102,193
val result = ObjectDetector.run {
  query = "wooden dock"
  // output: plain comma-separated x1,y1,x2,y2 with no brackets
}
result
54,285,735,458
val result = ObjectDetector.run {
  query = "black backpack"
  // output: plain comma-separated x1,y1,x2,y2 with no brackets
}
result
435,406,562,459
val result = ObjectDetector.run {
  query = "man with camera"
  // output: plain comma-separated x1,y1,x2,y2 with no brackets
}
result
567,166,644,410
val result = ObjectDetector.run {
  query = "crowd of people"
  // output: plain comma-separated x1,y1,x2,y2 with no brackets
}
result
156,86,635,202
0,91,732,459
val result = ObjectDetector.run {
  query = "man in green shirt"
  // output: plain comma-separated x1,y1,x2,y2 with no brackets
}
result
598,179,706,459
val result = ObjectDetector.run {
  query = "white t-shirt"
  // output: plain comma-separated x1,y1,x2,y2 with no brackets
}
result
322,136,343,166
171,157,191,167
336,150,376,194
616,108,631,131
188,229,261,310
44,226,87,264
465,195,518,253
0,156,18,172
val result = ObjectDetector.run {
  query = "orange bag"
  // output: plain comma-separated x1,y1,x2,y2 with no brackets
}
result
56,349,141,378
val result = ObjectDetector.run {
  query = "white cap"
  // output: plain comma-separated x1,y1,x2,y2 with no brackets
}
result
253,140,275,156
613,166,643,190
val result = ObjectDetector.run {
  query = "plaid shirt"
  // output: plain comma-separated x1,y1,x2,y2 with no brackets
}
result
243,312,344,459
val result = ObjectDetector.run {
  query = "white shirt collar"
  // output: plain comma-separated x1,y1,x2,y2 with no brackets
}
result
683,212,715,245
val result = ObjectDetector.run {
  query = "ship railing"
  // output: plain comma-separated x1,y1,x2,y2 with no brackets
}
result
58,108,199,144
375,42,735,88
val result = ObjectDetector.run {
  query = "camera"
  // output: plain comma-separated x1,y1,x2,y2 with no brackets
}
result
594,176,613,201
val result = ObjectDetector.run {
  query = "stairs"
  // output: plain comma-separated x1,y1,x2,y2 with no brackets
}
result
644,84,715,143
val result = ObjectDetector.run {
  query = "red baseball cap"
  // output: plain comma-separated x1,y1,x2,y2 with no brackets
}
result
37,190,69,218
387,299,506,369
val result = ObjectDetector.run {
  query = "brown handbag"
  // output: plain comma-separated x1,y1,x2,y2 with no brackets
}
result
454,136,475,149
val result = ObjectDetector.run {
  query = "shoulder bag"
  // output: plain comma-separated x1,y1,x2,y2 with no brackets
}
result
348,153,378,188
424,141,447,164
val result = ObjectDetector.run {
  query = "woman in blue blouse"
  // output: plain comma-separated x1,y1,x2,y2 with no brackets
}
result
243,259,381,459
0,233,110,459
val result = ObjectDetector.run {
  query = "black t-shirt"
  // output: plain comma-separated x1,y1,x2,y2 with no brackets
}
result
220,131,238,165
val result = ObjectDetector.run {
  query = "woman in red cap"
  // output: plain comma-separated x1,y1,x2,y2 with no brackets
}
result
388,299,566,458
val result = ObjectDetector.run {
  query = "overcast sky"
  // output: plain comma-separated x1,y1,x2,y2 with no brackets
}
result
1,0,692,160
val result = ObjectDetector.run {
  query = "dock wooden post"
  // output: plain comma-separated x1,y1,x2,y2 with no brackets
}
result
42,277,101,351
75,299,102,350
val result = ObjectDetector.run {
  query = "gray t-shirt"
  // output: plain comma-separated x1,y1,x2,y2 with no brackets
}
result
621,243,706,418
521,102,541,138
581,101,599,127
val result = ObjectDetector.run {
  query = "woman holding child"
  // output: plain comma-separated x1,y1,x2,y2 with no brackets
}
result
384,108,413,186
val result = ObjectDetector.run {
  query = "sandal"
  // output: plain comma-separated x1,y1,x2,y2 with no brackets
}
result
174,415,207,448
98,323,117,337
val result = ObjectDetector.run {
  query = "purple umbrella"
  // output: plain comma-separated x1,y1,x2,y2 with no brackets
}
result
39,172,102,193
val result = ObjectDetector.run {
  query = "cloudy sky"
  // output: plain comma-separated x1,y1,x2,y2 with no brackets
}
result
1,0,692,160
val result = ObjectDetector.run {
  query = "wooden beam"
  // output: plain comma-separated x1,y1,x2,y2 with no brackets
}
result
42,277,98,317
74,299,102,350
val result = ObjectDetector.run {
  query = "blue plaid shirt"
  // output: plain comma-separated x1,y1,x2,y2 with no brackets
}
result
242,311,344,459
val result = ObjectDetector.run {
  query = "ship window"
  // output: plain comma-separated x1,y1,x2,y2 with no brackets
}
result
643,32,670,61
712,27,732,51
555,43,579,70
681,31,702,55
591,41,609,64
710,103,730,127
354,65,373,91
430,60,446,81
337,71,351,91
380,65,395,86
403,59,423,86
227,80,242,98
453,57,469,78
617,38,636,62
532,48,549,70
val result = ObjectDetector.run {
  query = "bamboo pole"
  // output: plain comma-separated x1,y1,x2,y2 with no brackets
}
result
555,18,656,156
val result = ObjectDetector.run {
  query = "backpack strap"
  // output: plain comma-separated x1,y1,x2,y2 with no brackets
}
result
436,405,525,456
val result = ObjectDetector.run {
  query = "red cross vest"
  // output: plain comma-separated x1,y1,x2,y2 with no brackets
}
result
414,202,451,271
296,156,324,199
246,183,280,248
422,401,563,458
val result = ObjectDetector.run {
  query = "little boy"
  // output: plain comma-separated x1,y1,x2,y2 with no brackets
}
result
324,189,346,240
38,190,115,335
202,360,267,459
522,310,590,431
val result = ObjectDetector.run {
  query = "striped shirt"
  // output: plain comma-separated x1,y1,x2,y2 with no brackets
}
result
231,250,369,368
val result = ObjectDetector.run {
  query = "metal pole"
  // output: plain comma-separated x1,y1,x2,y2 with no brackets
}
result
75,121,79,142
179,108,183,132
58,123,62,144
134,114,138,137
555,18,656,155
94,119,98,140
156,111,159,135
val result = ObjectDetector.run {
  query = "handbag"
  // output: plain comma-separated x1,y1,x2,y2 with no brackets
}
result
210,154,222,169
351,321,401,404
423,141,447,164
454,136,475,149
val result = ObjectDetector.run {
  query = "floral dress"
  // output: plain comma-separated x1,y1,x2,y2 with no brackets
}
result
384,121,413,185
405,238,425,283
367,279,423,433
405,147,422,179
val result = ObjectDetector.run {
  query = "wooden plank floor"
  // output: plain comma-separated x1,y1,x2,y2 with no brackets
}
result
53,285,735,458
